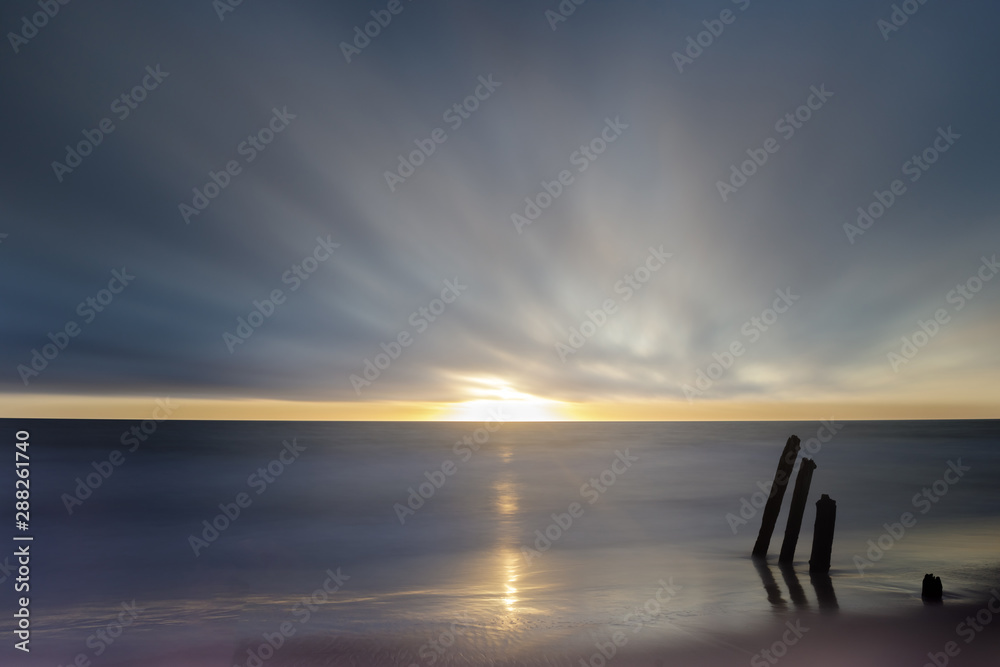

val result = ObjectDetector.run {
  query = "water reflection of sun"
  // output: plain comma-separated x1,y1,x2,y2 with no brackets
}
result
494,479,518,516
501,548,519,611
494,448,521,613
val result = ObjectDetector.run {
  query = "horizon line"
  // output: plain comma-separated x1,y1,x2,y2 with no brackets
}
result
2,393,998,422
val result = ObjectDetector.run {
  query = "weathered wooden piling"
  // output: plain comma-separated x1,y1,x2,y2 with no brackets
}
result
779,458,817,564
808,494,837,574
752,435,801,558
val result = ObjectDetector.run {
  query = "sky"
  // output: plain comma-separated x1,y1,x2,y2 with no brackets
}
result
1,0,998,420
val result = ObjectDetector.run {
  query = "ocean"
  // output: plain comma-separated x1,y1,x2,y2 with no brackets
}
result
3,419,999,666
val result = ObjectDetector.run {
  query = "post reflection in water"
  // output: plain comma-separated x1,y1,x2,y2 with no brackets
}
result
778,562,809,608
752,558,787,608
809,572,840,611
752,559,839,612
493,443,520,615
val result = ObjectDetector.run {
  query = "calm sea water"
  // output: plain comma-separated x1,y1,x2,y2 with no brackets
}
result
3,419,999,665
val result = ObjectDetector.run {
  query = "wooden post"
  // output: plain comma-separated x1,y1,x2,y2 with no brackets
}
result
779,458,817,564
752,435,801,558
808,494,836,574
922,574,942,601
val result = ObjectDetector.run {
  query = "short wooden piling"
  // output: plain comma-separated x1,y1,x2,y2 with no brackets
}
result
808,494,837,574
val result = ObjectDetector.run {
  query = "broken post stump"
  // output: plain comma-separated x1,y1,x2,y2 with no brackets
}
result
779,458,817,564
809,494,837,574
922,574,943,601
752,435,801,558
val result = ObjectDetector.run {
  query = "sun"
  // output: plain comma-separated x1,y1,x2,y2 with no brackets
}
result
445,398,565,421
442,378,570,421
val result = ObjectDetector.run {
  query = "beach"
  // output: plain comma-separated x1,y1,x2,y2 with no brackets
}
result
6,419,1000,665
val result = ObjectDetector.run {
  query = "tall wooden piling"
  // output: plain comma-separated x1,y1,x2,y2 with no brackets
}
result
752,435,801,558
809,494,837,574
779,458,817,564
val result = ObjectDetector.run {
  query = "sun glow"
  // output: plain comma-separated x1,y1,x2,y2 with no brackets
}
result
442,378,570,421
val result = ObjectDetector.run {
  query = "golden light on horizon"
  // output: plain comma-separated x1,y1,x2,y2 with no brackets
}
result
442,378,571,421
3,392,997,422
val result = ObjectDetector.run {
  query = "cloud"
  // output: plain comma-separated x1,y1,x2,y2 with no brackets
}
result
1,0,998,413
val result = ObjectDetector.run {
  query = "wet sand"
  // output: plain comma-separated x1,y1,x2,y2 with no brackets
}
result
206,594,1000,666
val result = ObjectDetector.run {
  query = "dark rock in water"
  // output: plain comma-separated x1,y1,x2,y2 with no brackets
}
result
922,573,943,601
808,494,837,574
752,435,801,558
